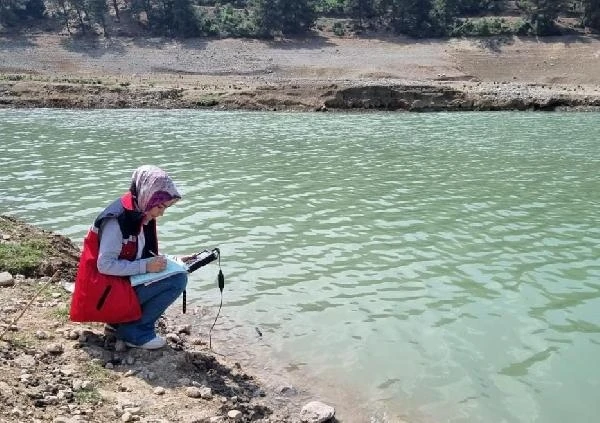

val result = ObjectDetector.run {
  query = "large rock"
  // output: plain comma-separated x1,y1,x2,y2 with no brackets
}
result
300,401,335,423
0,271,14,287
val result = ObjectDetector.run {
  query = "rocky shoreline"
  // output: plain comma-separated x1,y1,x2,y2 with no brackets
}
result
0,215,337,423
2,76,600,112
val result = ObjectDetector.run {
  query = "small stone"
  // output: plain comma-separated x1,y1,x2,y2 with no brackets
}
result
46,343,64,355
177,324,192,335
35,331,49,340
123,407,141,415
121,411,133,422
44,395,59,405
277,385,297,395
185,387,202,398
60,367,76,377
199,387,212,399
227,410,243,421
20,374,32,383
154,387,166,395
66,330,80,340
165,333,180,343
115,340,127,352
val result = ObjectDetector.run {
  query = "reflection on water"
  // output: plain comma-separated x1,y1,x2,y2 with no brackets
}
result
2,110,600,423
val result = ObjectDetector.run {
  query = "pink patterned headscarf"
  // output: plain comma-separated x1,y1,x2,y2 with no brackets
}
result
129,165,181,212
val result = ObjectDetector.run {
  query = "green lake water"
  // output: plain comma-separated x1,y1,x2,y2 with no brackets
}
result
1,109,599,423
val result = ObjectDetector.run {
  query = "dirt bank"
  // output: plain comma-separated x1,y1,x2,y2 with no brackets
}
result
0,216,331,423
1,33,600,111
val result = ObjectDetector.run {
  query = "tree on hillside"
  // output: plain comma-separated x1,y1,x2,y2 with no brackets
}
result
377,0,436,37
110,0,120,22
431,0,461,31
87,0,109,35
347,0,376,28
252,0,317,36
455,0,503,15
520,0,566,34
0,0,45,27
129,0,156,29
581,0,600,30
169,0,202,36
127,0,201,36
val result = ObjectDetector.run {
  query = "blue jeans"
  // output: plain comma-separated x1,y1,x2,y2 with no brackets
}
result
114,273,187,346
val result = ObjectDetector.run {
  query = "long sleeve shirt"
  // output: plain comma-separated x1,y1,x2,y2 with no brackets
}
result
97,218,149,276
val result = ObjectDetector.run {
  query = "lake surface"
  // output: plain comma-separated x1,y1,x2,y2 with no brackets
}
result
1,109,599,423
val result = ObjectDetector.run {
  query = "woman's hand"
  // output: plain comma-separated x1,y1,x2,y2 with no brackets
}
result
146,256,167,273
180,254,197,264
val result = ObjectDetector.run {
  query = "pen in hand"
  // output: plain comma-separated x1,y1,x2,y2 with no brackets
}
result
147,251,167,273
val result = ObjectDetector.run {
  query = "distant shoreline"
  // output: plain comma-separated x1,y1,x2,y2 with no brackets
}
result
1,33,600,111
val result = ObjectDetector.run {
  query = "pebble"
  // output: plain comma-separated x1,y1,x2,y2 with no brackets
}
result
46,343,64,354
165,333,180,343
227,410,243,421
35,330,49,340
185,387,202,398
123,406,141,415
199,387,213,399
176,324,192,334
115,340,128,352
66,330,80,340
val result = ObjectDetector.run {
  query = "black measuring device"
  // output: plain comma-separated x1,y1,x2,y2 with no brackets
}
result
181,248,225,349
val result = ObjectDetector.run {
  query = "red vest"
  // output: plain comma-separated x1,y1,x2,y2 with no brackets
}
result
69,193,157,323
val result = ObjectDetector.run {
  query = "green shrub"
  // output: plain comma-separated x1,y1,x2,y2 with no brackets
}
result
0,239,49,276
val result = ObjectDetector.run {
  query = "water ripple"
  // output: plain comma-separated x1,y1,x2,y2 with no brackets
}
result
2,110,600,423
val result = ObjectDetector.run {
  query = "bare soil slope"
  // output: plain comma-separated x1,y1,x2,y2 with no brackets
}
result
1,32,600,110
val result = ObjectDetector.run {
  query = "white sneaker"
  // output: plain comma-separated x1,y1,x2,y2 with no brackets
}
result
125,336,166,350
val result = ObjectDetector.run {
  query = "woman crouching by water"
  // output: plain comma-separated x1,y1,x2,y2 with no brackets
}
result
70,165,187,350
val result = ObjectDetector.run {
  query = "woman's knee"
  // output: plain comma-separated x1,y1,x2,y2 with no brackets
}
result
172,272,188,293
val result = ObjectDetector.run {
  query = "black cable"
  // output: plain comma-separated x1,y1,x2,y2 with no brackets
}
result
183,248,220,314
209,256,224,350
209,290,223,350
